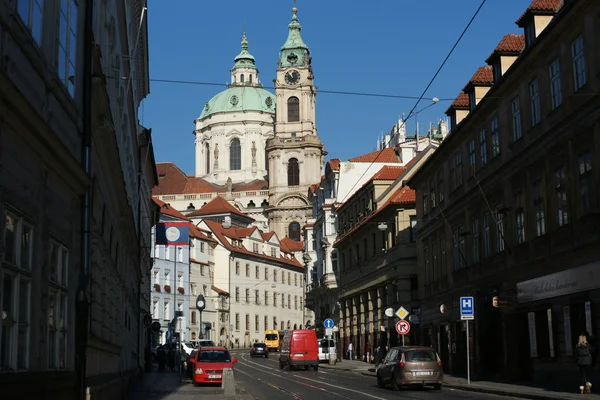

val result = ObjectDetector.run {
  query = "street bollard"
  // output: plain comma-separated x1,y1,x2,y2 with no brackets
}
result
329,352,335,365
221,368,235,398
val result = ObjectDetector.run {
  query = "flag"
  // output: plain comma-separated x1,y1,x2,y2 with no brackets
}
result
155,222,190,246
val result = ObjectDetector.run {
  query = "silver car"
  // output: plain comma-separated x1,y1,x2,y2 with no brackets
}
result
376,346,443,390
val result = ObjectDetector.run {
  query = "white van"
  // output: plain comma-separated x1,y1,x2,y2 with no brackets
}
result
318,338,336,362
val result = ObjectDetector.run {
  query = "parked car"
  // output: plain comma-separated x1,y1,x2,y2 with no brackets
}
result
376,346,443,390
279,330,319,371
250,343,269,358
318,338,336,363
189,347,238,385
181,341,195,356
196,339,216,348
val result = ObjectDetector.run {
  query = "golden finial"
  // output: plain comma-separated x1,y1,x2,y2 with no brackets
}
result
292,0,297,13
241,24,248,46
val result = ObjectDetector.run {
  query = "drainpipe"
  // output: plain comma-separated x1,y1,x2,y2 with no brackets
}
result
76,0,94,399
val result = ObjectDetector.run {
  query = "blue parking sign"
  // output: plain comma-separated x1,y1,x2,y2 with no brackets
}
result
460,297,474,320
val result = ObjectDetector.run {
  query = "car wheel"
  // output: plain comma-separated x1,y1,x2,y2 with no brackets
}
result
313,364,318,372
304,365,309,370
433,384,442,391
279,362,284,369
265,354,268,358
376,372,385,388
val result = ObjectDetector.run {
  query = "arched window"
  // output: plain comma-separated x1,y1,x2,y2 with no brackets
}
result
191,332,196,340
205,143,210,173
249,74,252,84
289,222,301,241
230,138,241,170
241,74,245,83
191,311,197,324
288,158,299,186
287,96,300,122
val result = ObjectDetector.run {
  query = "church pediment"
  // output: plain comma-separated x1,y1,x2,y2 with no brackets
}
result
276,194,309,208
225,129,243,138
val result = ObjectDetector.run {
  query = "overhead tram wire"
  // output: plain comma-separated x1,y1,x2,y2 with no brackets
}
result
330,0,488,209
145,77,454,101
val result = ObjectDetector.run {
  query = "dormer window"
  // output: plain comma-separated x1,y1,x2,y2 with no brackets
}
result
525,22,535,47
468,91,476,111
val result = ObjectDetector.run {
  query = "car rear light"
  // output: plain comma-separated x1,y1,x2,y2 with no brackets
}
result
252,347,256,351
438,361,443,366
397,353,406,367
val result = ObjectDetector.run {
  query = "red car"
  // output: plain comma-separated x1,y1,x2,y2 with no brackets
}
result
189,346,238,385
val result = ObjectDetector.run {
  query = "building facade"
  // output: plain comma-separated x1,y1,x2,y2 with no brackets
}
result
408,0,600,387
0,0,156,399
332,149,435,361
190,196,306,346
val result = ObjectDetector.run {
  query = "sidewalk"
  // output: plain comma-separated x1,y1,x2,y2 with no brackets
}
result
128,368,254,399
356,367,600,400
319,358,374,372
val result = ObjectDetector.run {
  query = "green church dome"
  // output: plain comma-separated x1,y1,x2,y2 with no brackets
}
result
199,86,276,120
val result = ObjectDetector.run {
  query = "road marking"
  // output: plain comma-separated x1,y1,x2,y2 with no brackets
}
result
236,367,304,400
237,355,387,400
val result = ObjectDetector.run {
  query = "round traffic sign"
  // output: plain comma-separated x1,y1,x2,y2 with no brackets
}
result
396,320,411,335
323,318,335,329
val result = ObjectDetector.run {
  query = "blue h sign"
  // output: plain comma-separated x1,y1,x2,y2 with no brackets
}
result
460,297,474,320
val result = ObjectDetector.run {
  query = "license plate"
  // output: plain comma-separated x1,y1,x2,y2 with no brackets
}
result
413,371,432,376
208,374,222,379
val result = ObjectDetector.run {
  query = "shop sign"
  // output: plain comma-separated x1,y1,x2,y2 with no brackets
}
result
517,262,600,303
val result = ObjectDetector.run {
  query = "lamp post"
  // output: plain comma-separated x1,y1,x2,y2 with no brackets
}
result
302,252,312,329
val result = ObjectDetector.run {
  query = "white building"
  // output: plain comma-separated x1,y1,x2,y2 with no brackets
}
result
153,4,325,241
189,196,306,346
0,0,157,398
150,199,191,344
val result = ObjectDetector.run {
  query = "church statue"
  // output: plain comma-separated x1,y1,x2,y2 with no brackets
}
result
213,143,219,168
251,141,257,166
226,177,233,193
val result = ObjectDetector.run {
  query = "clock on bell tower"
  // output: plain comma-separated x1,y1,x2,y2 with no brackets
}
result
266,4,327,240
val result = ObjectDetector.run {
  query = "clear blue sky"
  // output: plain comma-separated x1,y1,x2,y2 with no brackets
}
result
143,0,531,174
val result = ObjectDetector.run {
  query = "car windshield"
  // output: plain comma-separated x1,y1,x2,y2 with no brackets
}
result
319,339,334,348
199,341,215,347
265,334,278,340
404,350,438,362
254,343,266,348
198,350,231,362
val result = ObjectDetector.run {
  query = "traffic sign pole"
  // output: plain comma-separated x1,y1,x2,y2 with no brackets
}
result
466,319,470,385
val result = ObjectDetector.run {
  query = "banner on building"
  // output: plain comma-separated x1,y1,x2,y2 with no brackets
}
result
156,222,190,246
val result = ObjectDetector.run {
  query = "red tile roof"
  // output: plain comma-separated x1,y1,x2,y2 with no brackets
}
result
189,223,218,243
202,219,303,269
463,66,494,90
152,198,190,220
211,285,229,296
328,158,341,171
389,185,416,205
262,232,276,241
348,147,399,163
485,34,525,63
280,237,304,253
371,165,407,181
448,92,470,112
516,0,562,25
186,196,254,221
153,162,268,196
190,258,210,265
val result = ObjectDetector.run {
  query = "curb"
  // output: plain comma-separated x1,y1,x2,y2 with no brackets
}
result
444,384,580,400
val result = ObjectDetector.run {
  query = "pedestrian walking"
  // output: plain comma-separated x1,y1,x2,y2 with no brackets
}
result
347,342,353,360
576,333,594,394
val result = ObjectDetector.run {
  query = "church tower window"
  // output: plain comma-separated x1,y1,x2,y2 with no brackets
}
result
289,222,301,241
287,97,300,122
230,138,241,170
240,74,245,83
288,158,299,186
249,74,252,84
205,143,210,173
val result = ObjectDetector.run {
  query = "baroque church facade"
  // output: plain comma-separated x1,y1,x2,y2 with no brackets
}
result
154,5,326,239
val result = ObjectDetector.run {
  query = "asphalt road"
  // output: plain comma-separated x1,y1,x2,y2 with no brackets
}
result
231,350,523,400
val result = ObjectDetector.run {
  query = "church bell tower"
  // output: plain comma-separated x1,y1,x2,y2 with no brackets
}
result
266,4,326,240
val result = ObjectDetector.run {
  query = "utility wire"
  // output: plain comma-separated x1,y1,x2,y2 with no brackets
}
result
330,0,488,210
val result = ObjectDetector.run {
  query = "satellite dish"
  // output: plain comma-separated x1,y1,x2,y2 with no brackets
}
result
384,307,394,317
